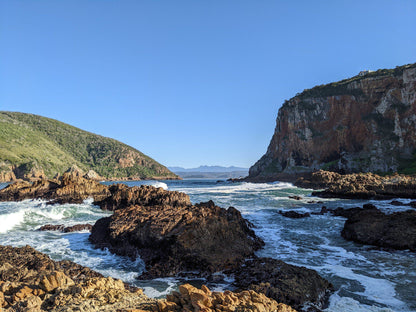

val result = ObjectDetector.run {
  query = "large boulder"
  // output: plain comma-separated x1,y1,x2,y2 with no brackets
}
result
89,200,264,278
231,258,333,312
341,209,416,251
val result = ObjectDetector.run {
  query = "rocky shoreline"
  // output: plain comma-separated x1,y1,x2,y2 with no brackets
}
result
295,170,416,199
0,173,333,311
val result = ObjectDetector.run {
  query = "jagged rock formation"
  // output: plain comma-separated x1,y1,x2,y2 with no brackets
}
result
231,258,332,311
341,208,416,251
0,245,303,312
89,199,264,278
0,111,178,182
94,183,191,211
295,170,416,199
38,224,93,233
159,283,297,312
0,245,157,311
249,63,416,182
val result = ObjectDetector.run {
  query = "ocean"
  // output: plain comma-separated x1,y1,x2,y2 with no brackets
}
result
0,179,415,311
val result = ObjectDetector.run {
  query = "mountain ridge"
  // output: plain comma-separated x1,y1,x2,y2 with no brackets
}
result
0,111,178,181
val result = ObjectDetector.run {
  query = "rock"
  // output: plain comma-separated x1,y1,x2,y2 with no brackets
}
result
0,245,157,311
89,200,264,278
0,172,110,204
83,169,103,180
231,258,333,311
94,183,191,211
329,203,378,218
38,224,93,232
301,170,416,199
161,283,297,312
341,209,416,251
289,196,303,200
279,210,310,219
247,63,416,182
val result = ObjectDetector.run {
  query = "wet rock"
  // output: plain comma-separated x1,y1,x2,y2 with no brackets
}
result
94,183,191,211
160,283,297,312
328,203,378,218
279,210,310,218
89,200,264,278
38,224,93,233
341,209,416,251
231,258,333,311
289,195,303,200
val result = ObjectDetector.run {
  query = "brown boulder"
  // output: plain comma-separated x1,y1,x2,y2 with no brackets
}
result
89,200,264,278
38,224,93,232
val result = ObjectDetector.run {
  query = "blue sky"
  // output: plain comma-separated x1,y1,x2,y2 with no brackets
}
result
1,1,415,168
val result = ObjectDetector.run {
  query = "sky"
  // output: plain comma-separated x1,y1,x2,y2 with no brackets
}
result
1,1,415,168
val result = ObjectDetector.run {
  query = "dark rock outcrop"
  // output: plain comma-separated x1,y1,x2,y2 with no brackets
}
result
341,209,416,251
0,172,110,204
94,183,191,211
328,203,377,218
38,224,93,233
231,258,333,312
296,170,416,199
89,199,264,278
279,210,310,219
248,63,416,182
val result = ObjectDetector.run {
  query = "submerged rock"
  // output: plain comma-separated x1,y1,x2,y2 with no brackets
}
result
38,223,93,233
341,209,416,251
89,199,264,278
159,283,297,312
279,210,311,218
231,258,333,312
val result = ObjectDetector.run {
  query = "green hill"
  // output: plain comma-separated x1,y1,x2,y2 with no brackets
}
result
0,111,178,181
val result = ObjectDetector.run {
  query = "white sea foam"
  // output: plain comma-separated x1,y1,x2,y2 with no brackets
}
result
0,209,26,233
324,294,395,312
149,182,168,190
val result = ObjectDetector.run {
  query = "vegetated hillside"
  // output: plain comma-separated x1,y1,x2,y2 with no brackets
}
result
248,62,416,182
0,111,178,181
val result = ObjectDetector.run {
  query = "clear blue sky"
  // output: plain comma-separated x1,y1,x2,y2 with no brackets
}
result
1,1,415,168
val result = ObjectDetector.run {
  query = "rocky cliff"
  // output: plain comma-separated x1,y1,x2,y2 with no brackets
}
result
249,63,416,181
0,111,178,182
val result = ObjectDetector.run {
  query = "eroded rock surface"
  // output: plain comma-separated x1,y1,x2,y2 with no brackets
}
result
0,245,157,312
89,200,264,278
38,224,93,233
159,283,297,312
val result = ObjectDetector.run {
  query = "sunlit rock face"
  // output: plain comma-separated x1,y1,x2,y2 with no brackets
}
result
249,63,416,181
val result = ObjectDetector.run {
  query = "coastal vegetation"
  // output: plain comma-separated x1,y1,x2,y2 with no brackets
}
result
0,111,177,180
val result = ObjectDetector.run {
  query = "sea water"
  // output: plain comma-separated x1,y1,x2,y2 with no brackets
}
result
0,179,415,311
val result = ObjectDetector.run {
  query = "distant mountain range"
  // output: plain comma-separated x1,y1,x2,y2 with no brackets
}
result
168,166,249,179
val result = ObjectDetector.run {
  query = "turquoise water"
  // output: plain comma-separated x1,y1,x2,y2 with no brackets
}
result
0,179,415,311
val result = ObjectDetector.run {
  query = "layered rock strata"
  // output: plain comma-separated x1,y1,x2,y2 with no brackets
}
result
89,199,264,278
296,170,416,199
249,63,416,182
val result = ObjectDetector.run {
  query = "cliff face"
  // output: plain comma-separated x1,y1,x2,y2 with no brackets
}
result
249,63,416,181
0,112,178,182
